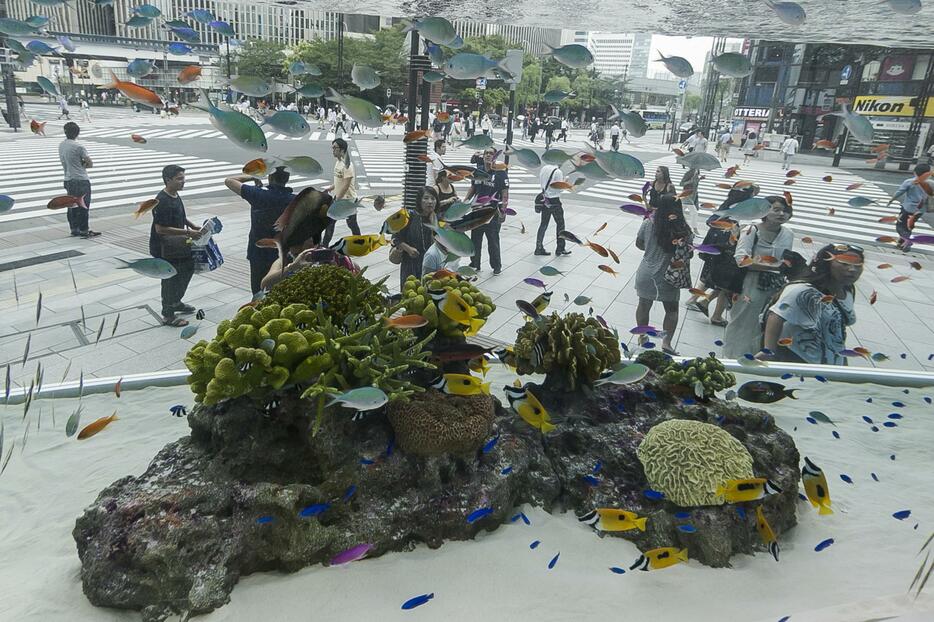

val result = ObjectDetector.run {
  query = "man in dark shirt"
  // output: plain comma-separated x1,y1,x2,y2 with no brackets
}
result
149,164,201,326
224,166,295,294
465,147,509,275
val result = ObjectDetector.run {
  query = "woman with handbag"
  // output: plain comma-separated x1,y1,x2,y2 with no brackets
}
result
722,196,795,358
634,195,693,355
643,166,676,211
149,165,202,327
322,138,361,246
389,186,442,289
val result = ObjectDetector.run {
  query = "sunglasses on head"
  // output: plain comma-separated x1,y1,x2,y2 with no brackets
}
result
831,243,864,253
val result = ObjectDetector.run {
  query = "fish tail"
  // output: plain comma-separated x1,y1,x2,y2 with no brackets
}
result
324,87,341,103
399,18,414,32
540,420,556,433
769,541,780,562
635,517,647,532
481,382,491,395
818,504,834,516
785,389,799,399
103,69,119,89
191,88,213,113
677,549,689,562
714,484,726,497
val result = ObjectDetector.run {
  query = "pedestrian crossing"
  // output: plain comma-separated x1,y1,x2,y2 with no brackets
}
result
66,123,406,143
0,139,328,224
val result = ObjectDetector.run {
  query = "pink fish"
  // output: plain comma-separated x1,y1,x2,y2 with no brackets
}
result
629,325,658,335
619,203,650,218
524,277,547,288
329,543,374,565
692,244,721,255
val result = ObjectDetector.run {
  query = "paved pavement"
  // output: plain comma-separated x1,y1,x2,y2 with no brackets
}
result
3,108,934,394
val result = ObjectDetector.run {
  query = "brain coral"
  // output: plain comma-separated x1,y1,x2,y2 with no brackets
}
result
387,390,495,456
636,419,754,507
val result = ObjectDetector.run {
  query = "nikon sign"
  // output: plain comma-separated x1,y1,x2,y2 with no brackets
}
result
852,96,934,118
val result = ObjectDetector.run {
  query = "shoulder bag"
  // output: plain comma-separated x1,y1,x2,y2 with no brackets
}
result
534,168,558,214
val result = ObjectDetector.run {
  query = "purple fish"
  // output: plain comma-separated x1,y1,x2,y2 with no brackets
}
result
596,315,608,329
692,244,721,255
629,324,658,335
911,234,934,244
524,277,547,288
642,180,652,194
839,349,863,358
330,543,373,565
503,207,517,216
814,538,834,552
619,203,650,218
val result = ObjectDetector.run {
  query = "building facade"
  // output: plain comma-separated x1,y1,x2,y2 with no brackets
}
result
561,30,651,78
452,20,561,56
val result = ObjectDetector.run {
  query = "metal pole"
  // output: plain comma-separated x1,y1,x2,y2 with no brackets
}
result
833,55,864,168
2,63,21,131
504,84,516,163
225,38,231,104
336,14,344,92
402,32,429,212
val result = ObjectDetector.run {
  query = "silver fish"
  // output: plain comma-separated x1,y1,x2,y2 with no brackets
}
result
95,318,105,345
293,83,325,98
765,0,807,25
35,292,42,326
676,151,721,171
444,53,512,80
402,16,457,45
126,58,155,78
712,52,754,78
110,312,121,338
21,335,31,367
504,146,541,169
655,53,694,78
715,197,772,221
617,110,648,138
326,387,389,411
228,75,272,97
351,64,380,90
65,405,82,437
324,89,383,128
824,105,874,144
545,43,594,69
261,111,310,138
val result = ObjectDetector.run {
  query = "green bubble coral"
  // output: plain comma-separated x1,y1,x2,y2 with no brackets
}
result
513,312,620,392
400,273,495,338
636,419,755,507
259,265,387,325
635,352,736,398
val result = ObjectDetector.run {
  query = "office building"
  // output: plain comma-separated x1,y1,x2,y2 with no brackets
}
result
559,30,652,78
452,21,561,56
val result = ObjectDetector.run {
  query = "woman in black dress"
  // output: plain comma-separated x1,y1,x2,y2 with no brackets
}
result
390,186,440,289
643,165,676,211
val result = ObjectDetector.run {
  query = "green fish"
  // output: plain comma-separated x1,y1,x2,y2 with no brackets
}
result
7,39,29,54
162,19,191,29
456,265,479,277
616,109,648,138
65,405,82,437
823,104,874,144
0,17,40,36
541,148,575,166
125,15,153,28
443,201,473,221
444,53,513,80
847,196,876,208
402,16,457,45
293,82,325,98
809,411,837,426
133,3,161,18
24,15,50,29
543,89,576,104
588,149,645,179
14,52,38,70
281,156,323,177
261,111,310,137
594,363,649,386
193,89,268,152
36,76,61,98
504,146,541,169
351,64,380,90
655,52,694,78
455,134,495,150
324,88,383,128
423,223,475,257
228,75,272,97
544,43,594,69
715,197,772,221
573,160,613,181
423,71,446,83
539,266,564,277
326,386,389,411
675,151,721,171
573,295,591,305
712,52,754,78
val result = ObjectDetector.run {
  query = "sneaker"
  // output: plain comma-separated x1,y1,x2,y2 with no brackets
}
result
80,230,101,238
493,268,502,275
685,301,703,313
70,230,81,237
534,248,551,256
556,250,572,256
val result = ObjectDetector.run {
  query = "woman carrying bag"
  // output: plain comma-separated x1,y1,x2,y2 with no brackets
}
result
389,186,441,289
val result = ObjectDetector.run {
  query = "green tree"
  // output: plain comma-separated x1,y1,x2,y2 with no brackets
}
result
234,39,287,82
684,93,702,113
516,60,542,108
545,76,572,93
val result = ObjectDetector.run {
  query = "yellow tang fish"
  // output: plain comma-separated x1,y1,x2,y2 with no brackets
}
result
801,457,833,515
430,288,477,325
578,508,647,532
431,373,490,396
531,291,552,314
630,547,688,571
755,506,780,562
503,385,555,433
715,478,782,504
332,234,388,257
381,207,410,235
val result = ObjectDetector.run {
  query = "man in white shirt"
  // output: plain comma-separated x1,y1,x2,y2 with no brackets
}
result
535,164,571,257
685,129,708,153
429,140,446,182
610,122,621,151
780,135,800,170
717,131,733,161
559,118,568,142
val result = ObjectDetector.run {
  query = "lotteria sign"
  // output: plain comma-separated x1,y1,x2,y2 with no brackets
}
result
852,96,934,118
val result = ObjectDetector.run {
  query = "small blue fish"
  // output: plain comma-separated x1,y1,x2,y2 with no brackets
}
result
167,42,192,55
643,341,656,349
866,397,873,403
644,489,665,501
715,340,724,346
592,461,602,474
299,503,330,517
871,426,880,432
677,524,697,533
467,507,493,523
778,617,791,622
644,389,657,400
840,474,853,484
501,466,514,475
620,342,630,355
814,538,834,552
169,404,187,417
342,485,357,502
797,493,808,502
806,417,817,425
401,593,434,610
888,413,903,419
760,348,774,356
901,353,908,359
715,415,726,425
862,416,874,424
609,567,626,574
510,512,531,525
548,553,560,569
814,375,828,383
385,438,395,457
883,421,898,428
736,506,747,519
583,475,601,487
682,398,696,405
530,540,540,549
780,373,794,380
891,454,897,460
925,397,932,405
892,401,906,408
893,510,911,520
481,435,499,454
360,458,375,465
871,473,879,482
674,511,691,520
832,431,841,439
256,515,275,524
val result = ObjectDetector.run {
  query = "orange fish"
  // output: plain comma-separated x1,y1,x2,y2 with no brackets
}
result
820,294,835,303
783,179,796,186
593,222,608,236
255,238,278,248
114,377,123,398
716,183,733,190
738,257,754,267
891,275,910,283
47,195,87,210
133,198,159,218
822,175,833,182
778,337,793,347
550,181,574,191
177,65,202,84
385,314,429,329
701,202,717,209
587,240,609,257
579,153,596,162
673,148,685,156
628,194,644,203
403,129,431,143
853,346,872,358
875,235,898,243
814,139,836,150
709,220,734,230
783,191,794,207
758,255,780,265
447,173,465,182
491,162,508,171
869,290,878,305
242,158,269,177
832,253,862,265
30,119,47,135
598,264,619,276
104,70,163,108
871,144,890,153
77,411,119,440
131,133,147,144
676,189,693,199
608,247,620,264
801,236,813,244
877,263,893,269
724,165,740,178
753,144,766,151
786,170,801,178
846,182,864,191
436,111,451,122
878,216,898,224
734,180,755,188
910,261,923,271
689,288,711,299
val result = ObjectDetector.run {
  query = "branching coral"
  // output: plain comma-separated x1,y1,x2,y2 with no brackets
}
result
259,265,388,325
636,419,755,507
635,352,736,397
513,312,620,392
400,273,495,338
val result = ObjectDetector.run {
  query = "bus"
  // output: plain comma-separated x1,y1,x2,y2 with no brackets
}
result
639,106,670,130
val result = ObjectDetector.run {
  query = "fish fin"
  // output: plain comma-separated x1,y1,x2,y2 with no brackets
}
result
481,382,491,395
714,484,725,497
190,88,214,113
324,87,342,103
540,420,556,433
785,389,799,399
635,517,647,532
769,541,780,562
818,504,834,516
101,69,120,89
677,549,689,562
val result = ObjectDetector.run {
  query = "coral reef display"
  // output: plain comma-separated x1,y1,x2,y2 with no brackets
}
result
400,273,495,338
184,302,436,418
514,312,620,392
260,264,388,324
636,419,755,506
387,390,495,456
636,352,736,398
